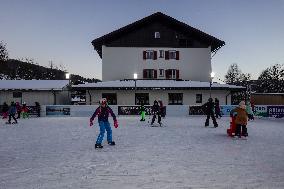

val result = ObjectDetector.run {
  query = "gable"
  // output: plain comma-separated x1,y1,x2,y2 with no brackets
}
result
92,12,225,58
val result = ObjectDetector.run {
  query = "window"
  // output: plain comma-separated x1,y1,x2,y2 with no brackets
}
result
135,93,149,105
13,92,22,98
146,51,154,59
143,50,157,60
196,94,202,103
102,93,117,105
143,69,157,79
159,50,164,58
154,32,160,38
169,50,176,59
168,93,183,105
159,69,164,77
166,69,177,79
165,50,179,60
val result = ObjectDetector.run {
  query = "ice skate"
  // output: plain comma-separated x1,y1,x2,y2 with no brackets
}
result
95,144,103,149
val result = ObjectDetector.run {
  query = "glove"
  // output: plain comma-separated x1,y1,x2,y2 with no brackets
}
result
89,119,93,127
114,120,118,128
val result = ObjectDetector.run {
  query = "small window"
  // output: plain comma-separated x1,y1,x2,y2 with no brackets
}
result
168,93,183,105
159,69,164,77
143,69,155,79
135,93,149,105
159,50,164,58
146,50,154,59
196,94,202,103
154,32,160,39
13,92,22,98
169,50,176,59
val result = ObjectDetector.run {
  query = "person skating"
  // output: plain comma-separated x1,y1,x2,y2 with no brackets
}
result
158,99,165,118
90,98,118,149
139,103,146,121
16,102,21,119
230,101,249,138
214,98,222,119
21,103,29,119
151,100,162,126
7,102,17,124
202,98,218,127
35,102,41,117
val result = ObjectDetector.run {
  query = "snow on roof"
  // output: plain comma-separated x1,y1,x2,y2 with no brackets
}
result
0,80,69,90
73,80,244,89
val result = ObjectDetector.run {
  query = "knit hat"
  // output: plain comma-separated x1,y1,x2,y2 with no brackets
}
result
239,101,246,109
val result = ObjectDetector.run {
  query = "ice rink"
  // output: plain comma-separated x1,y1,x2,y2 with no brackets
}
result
1,116,284,189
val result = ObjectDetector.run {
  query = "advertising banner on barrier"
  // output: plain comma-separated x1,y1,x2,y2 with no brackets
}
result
254,106,268,117
46,106,70,116
188,106,204,115
220,105,237,115
267,106,284,118
118,106,166,115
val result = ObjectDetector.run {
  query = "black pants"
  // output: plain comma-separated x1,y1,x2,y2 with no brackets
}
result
151,114,161,124
205,113,218,126
215,110,222,118
8,114,17,123
236,124,247,137
17,111,21,119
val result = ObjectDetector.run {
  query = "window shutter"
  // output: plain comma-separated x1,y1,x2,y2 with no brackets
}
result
165,69,169,79
176,70,179,79
154,70,157,78
143,51,146,60
165,51,169,60
176,51,179,60
143,69,147,78
154,51,157,60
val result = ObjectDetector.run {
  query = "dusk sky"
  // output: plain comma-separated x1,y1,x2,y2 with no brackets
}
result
1,0,284,82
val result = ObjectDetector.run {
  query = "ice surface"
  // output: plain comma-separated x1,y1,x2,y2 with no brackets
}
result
0,116,284,189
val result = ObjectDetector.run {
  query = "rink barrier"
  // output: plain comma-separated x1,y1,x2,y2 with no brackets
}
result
39,105,284,118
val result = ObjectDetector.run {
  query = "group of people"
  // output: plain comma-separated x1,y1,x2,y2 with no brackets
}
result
1,102,27,124
139,99,165,125
87,97,254,148
1,101,41,124
203,97,254,138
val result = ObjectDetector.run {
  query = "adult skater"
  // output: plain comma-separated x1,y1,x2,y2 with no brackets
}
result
139,103,146,121
89,98,118,149
151,100,162,126
1,102,9,119
7,102,17,124
202,98,218,127
158,99,165,118
230,101,248,138
214,98,222,119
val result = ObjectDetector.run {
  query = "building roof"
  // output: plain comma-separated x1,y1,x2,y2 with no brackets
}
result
73,80,245,91
92,12,225,58
0,80,69,91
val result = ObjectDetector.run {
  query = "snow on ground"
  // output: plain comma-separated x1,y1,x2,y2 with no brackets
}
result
0,116,284,189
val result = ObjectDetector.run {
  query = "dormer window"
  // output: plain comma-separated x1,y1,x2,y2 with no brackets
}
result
154,32,160,39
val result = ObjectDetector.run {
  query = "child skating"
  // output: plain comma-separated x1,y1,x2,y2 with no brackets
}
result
230,101,249,138
139,103,146,121
89,98,118,149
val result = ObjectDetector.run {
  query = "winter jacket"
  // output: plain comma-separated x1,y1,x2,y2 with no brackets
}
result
91,106,116,122
231,107,248,125
152,104,160,115
202,101,215,115
8,105,17,115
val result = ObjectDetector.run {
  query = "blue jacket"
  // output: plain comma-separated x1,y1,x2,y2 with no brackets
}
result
91,106,116,122
8,105,17,115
